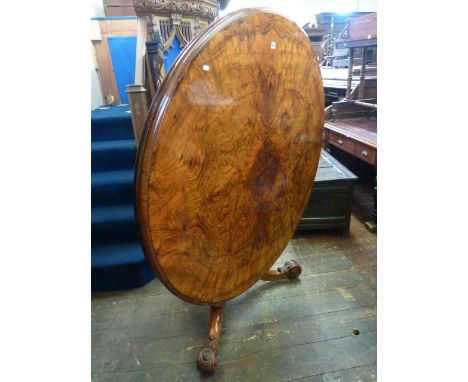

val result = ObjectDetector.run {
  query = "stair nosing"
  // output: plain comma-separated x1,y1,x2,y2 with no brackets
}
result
91,138,136,149
91,204,135,224
91,169,135,186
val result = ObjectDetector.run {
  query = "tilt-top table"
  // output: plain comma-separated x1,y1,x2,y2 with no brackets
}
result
135,8,324,373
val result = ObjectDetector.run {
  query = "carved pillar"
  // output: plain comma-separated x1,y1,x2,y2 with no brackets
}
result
129,1,223,143
194,17,203,36
146,15,155,42
345,47,355,100
126,84,149,145
133,0,221,41
358,47,367,99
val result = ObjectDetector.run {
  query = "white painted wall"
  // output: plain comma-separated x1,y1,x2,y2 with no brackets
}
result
91,0,105,18
220,0,377,27
91,46,104,110
91,0,105,110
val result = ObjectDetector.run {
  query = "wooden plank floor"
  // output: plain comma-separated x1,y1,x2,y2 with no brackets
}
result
92,215,376,382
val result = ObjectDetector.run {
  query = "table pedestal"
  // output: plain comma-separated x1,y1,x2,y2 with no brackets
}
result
196,259,302,373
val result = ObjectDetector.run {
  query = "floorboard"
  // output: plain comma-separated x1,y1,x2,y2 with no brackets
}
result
92,211,377,382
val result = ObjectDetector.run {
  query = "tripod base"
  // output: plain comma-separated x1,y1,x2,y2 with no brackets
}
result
196,260,302,373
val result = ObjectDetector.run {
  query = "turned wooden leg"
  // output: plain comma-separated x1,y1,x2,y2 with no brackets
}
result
197,305,224,373
261,259,302,281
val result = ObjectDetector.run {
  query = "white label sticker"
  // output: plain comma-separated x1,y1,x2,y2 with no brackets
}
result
202,64,210,71
270,41,276,49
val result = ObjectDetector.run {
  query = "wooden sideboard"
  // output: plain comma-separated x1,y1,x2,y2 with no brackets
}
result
324,105,377,228
325,118,376,167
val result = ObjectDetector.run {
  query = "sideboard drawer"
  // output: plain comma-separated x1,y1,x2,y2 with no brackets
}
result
355,141,376,165
328,131,355,154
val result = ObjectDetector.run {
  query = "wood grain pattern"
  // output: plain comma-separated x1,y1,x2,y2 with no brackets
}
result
135,8,324,305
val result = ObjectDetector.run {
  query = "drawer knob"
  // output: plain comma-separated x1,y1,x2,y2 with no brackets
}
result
361,150,368,157
338,139,344,145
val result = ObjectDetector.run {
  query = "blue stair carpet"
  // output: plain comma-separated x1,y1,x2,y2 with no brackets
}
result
91,104,155,292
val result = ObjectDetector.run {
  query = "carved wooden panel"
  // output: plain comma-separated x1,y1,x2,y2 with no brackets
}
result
133,0,219,21
135,9,324,305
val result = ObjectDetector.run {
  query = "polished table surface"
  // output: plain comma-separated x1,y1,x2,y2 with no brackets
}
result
135,8,324,305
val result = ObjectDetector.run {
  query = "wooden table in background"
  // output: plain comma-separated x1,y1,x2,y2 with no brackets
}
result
325,118,377,167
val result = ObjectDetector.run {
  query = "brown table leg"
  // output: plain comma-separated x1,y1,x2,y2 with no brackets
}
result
197,305,224,373
196,261,301,373
261,259,302,281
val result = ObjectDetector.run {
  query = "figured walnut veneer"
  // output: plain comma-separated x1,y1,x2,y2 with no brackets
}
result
135,8,324,305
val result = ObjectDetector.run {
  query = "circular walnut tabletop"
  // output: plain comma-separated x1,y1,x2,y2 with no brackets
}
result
135,8,324,305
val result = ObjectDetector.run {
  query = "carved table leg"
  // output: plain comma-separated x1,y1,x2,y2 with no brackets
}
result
197,305,224,373
261,259,302,281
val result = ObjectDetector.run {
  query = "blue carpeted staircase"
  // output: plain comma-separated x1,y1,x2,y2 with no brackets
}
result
91,104,155,292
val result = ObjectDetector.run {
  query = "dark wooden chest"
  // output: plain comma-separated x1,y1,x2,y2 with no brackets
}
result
297,150,357,235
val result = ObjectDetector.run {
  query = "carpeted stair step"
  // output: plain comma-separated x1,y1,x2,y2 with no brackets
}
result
91,104,155,292
92,204,139,245
92,104,134,142
92,169,135,207
91,242,154,292
92,139,137,172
